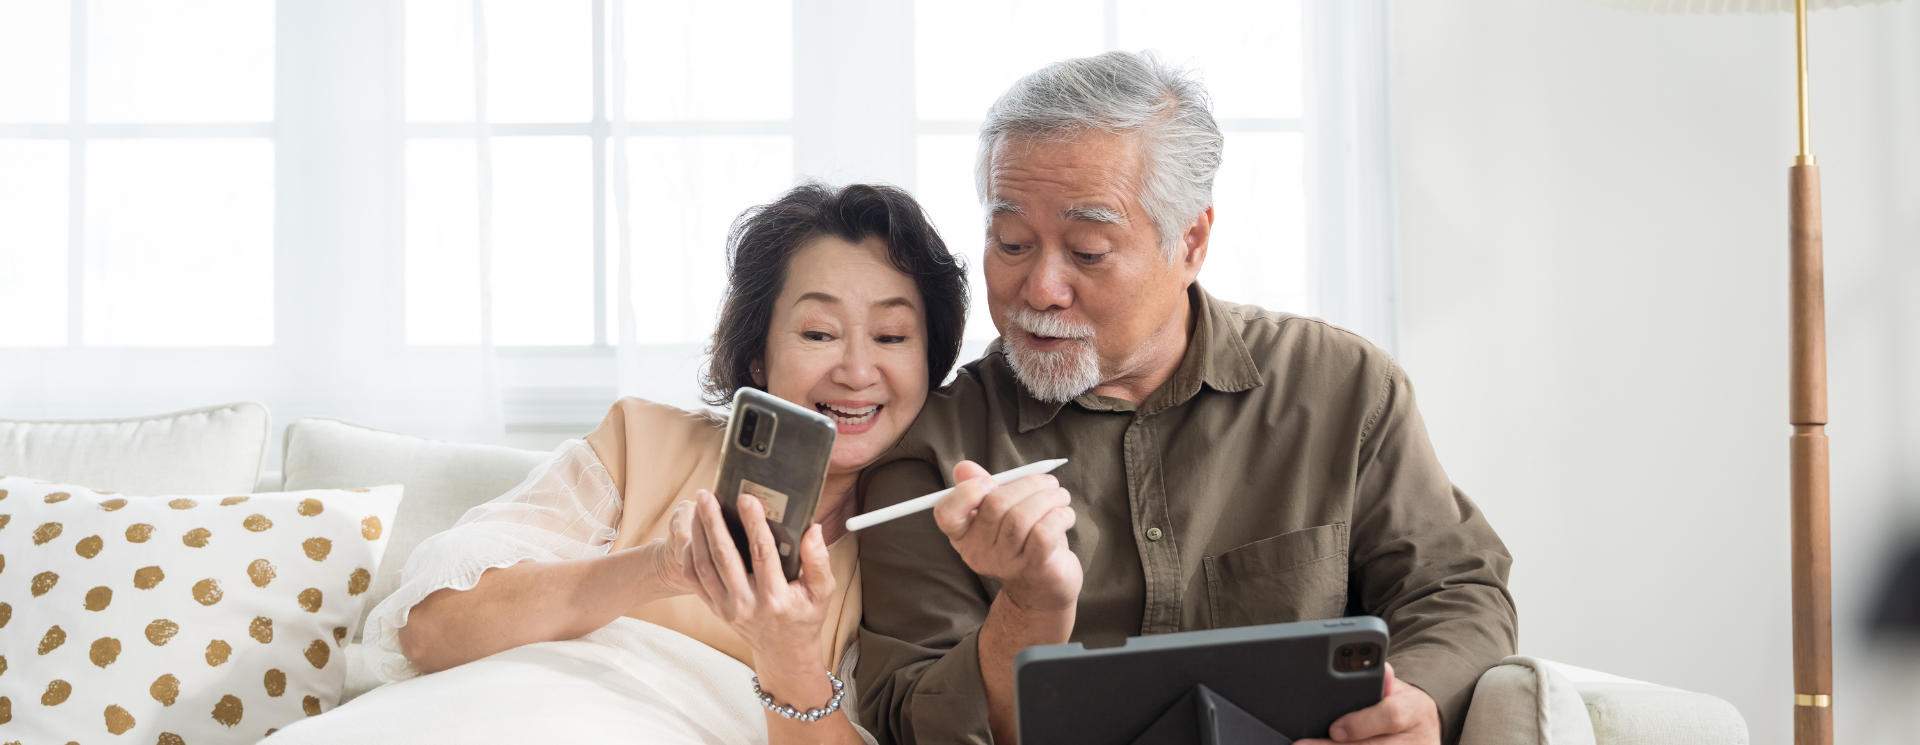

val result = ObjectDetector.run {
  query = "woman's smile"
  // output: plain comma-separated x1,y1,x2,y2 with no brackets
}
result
816,400,884,434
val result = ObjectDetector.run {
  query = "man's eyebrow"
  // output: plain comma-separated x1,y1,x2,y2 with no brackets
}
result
987,198,1025,217
1062,204,1127,226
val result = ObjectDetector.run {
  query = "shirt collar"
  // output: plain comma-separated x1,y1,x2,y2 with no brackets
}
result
1013,283,1263,433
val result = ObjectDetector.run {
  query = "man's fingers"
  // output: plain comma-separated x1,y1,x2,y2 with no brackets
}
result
933,475,995,539
952,460,991,483
798,523,834,599
737,495,784,597
1325,690,1417,743
996,486,1069,558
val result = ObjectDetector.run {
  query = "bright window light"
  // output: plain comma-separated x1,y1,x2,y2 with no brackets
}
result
405,137,595,345
83,139,275,346
0,140,70,346
622,0,792,122
1204,131,1309,314
0,0,70,123
610,136,795,344
406,0,592,123
915,133,997,340
914,0,1104,122
1116,0,1303,119
87,0,274,123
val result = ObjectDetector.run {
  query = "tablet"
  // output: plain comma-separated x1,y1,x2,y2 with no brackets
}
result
1014,616,1389,744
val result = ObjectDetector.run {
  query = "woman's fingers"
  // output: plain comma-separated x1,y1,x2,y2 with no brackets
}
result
736,495,785,598
689,494,730,610
798,523,835,600
698,491,755,608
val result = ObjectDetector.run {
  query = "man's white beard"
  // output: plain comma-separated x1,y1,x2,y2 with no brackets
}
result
1002,306,1103,404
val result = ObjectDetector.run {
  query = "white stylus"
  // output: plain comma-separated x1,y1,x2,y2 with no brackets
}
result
846,458,1069,532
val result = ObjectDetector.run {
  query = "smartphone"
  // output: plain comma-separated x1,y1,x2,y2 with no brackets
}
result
713,387,837,581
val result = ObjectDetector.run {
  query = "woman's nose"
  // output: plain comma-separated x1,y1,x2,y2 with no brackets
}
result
832,338,881,390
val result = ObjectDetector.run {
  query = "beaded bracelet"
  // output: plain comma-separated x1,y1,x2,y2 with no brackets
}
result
751,671,847,723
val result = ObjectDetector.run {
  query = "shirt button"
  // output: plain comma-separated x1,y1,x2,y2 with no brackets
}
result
1146,527,1164,541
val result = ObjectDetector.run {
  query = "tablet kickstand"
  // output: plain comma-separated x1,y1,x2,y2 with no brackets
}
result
1128,684,1292,745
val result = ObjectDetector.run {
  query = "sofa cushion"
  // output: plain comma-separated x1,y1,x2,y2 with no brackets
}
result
1462,655,1597,745
0,476,402,740
0,402,270,496
279,418,549,646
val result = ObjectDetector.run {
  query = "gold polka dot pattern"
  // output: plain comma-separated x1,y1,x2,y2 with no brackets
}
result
248,558,277,587
302,537,332,561
1,479,401,741
89,637,121,668
104,703,137,734
206,639,232,667
193,578,223,605
151,674,180,706
145,619,180,646
38,625,66,655
211,694,244,727
304,639,330,669
75,534,103,558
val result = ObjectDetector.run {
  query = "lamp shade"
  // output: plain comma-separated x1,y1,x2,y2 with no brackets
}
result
1585,0,1897,11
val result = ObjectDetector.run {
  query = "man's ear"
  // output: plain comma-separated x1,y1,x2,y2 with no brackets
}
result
1177,206,1213,284
749,356,767,387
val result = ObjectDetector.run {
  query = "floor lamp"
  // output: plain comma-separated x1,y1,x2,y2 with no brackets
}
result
1587,1,1901,743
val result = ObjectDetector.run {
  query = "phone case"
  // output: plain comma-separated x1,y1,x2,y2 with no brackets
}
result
714,388,837,581
1015,616,1390,744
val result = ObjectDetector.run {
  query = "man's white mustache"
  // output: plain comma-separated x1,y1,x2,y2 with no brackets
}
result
1006,307,1096,340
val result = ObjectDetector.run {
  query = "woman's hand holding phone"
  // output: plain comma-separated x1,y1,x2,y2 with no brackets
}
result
687,489,836,676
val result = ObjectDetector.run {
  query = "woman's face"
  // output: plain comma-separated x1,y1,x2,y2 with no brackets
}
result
758,234,931,476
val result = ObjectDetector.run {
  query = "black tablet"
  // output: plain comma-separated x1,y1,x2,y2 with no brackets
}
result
1014,617,1389,745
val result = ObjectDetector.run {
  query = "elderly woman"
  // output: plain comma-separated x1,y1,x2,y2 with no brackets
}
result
272,182,967,744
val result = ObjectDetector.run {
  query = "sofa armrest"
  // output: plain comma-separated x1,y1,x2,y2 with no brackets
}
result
1542,661,1749,745
1462,656,1747,745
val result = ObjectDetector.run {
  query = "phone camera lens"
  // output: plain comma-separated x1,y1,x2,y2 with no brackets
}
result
754,442,766,452
739,409,759,449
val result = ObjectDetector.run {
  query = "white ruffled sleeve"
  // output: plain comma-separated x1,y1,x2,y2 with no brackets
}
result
361,439,624,683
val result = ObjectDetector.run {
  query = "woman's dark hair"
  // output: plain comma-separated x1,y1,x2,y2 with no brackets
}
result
701,182,970,406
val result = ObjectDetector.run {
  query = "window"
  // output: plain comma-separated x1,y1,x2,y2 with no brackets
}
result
0,0,1393,448
0,0,276,348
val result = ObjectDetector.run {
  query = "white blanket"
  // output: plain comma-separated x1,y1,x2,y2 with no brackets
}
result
267,617,769,744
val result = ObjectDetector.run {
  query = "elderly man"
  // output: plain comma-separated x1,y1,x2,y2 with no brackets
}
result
854,52,1515,745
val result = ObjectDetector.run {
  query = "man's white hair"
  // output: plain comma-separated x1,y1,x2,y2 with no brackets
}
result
974,51,1224,259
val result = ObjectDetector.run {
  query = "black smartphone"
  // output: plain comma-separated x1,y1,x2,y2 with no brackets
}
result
713,387,837,581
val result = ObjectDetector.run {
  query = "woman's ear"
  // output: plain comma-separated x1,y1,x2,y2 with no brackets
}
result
749,356,767,387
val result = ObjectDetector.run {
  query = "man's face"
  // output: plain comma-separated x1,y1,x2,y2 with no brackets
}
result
982,131,1207,402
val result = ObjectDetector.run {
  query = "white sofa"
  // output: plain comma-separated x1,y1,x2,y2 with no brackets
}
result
0,403,1749,745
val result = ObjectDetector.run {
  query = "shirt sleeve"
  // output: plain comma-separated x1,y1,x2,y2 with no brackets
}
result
853,456,998,745
1349,362,1519,744
359,439,623,682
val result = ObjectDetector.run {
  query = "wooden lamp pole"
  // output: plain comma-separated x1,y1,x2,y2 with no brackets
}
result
1786,0,1833,742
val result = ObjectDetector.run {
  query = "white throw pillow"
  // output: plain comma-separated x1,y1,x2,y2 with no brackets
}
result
0,403,271,497
0,476,401,742
1461,655,1598,745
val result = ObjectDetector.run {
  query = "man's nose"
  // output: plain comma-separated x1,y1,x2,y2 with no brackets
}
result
1023,247,1075,311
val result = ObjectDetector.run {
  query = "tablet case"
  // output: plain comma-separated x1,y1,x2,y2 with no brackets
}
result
1015,616,1389,744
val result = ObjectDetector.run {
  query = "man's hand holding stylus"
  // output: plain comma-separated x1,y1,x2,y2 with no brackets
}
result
934,459,1082,744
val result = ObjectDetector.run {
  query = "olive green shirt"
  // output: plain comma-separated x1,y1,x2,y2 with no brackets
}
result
853,285,1517,745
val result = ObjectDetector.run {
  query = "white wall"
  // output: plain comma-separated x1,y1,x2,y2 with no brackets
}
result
1391,1,1920,742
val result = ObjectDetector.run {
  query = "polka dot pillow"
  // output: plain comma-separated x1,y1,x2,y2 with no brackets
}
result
0,476,401,743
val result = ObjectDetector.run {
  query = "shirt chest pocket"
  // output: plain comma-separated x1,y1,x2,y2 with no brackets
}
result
1203,523,1350,629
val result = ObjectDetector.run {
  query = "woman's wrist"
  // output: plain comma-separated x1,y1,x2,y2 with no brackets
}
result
754,655,834,708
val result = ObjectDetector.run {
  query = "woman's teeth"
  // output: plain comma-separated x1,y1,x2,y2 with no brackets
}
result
817,403,881,425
